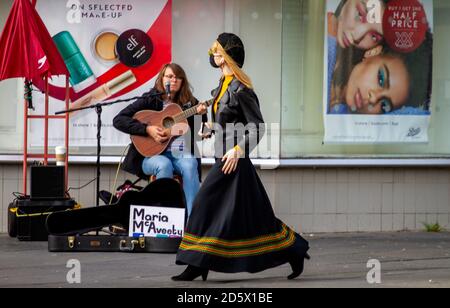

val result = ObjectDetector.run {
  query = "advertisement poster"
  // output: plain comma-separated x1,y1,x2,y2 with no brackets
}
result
324,0,433,143
30,0,172,146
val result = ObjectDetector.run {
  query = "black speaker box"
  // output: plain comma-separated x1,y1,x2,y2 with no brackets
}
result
30,166,65,199
8,198,76,241
8,202,17,238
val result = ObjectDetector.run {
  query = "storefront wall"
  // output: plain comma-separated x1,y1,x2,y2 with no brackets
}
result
0,0,449,233
1,164,449,233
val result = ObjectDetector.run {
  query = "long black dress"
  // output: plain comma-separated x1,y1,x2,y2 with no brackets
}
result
175,78,309,273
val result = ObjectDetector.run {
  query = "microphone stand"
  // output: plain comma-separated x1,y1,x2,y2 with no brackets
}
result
55,92,163,209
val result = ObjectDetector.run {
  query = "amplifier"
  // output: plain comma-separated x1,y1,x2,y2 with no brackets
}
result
30,166,65,200
8,198,76,241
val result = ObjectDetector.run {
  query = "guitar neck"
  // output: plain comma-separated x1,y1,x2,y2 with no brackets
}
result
173,99,213,123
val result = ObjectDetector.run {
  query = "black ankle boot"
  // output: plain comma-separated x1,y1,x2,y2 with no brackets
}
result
287,253,310,280
171,265,209,281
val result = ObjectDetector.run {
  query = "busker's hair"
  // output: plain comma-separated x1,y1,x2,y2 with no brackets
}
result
155,63,195,106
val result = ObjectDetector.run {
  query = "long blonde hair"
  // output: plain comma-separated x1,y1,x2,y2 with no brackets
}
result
210,41,253,89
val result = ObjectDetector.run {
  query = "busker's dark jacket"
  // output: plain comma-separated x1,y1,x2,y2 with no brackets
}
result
113,88,207,180
211,78,265,158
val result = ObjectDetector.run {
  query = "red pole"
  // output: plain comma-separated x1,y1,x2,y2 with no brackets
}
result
65,77,69,191
23,84,28,195
44,75,49,165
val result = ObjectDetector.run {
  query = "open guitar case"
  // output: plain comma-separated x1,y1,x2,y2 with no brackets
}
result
46,179,185,253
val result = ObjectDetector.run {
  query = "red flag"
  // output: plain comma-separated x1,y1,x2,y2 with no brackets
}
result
0,0,68,81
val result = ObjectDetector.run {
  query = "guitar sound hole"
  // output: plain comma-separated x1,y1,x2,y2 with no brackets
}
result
162,117,175,129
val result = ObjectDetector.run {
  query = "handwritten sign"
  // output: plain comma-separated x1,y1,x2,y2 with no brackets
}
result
129,205,185,238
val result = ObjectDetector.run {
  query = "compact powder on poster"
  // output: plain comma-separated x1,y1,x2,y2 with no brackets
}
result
116,29,153,68
94,31,119,62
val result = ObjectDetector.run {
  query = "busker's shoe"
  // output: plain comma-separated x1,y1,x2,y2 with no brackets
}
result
171,265,209,281
287,253,311,280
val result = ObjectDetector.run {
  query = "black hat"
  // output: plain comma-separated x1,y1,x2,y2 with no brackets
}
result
217,33,245,68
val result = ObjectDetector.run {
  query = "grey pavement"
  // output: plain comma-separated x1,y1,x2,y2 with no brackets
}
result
0,232,449,288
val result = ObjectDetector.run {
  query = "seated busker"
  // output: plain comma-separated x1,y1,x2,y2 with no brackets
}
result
113,63,208,219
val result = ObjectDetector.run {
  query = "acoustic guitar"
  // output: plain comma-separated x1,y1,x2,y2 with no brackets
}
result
131,99,213,157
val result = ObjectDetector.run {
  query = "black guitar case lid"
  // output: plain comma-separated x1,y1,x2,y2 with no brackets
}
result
46,179,186,236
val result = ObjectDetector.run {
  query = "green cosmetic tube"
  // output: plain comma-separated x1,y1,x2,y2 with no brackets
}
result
53,31,97,93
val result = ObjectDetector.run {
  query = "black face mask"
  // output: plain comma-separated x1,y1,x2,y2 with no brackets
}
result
209,54,220,68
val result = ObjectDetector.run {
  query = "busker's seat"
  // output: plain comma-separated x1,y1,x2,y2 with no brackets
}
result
150,174,183,185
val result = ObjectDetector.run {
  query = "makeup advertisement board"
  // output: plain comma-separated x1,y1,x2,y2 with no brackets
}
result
324,0,433,144
30,0,172,147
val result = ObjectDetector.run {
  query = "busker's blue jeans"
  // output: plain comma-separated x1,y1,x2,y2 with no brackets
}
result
142,151,199,218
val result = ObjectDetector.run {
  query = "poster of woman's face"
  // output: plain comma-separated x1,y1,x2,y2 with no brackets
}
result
324,0,434,144
327,0,433,114
335,0,385,50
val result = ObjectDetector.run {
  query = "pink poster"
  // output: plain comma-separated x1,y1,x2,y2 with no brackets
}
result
324,0,433,143
30,0,172,147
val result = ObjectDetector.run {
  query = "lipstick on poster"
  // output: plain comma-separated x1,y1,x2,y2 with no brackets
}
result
53,31,97,93
71,70,137,110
